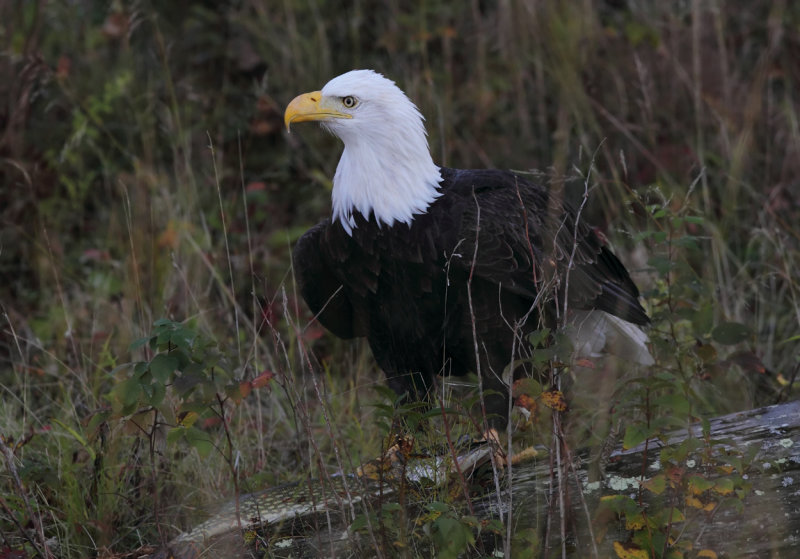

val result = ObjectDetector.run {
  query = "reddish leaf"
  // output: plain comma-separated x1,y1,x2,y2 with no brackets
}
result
246,181,267,192
202,416,222,429
102,12,129,38
80,248,110,262
0,546,29,559
666,466,685,484
238,381,252,399
721,350,767,375
56,55,71,80
157,222,178,249
514,393,537,413
251,370,274,389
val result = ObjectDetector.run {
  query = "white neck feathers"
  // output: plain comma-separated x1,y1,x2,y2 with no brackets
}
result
321,70,442,234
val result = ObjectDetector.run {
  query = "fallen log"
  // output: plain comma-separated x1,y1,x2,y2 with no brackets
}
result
147,400,800,558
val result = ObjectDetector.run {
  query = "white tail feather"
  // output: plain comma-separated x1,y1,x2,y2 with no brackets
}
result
567,310,655,366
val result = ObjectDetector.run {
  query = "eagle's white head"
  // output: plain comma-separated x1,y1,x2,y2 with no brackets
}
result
285,70,442,234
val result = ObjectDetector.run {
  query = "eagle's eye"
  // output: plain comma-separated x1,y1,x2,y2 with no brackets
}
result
342,96,358,108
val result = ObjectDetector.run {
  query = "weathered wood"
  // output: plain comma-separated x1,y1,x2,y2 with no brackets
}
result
151,401,800,558
476,399,800,557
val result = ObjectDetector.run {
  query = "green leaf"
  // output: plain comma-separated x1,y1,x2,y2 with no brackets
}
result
432,516,474,559
85,409,111,435
382,502,402,513
133,361,148,377
598,494,640,516
166,426,185,446
650,230,668,243
156,329,173,347
642,473,667,495
701,417,711,438
173,370,205,396
129,336,151,351
421,407,459,420
426,501,450,513
688,475,714,494
623,423,650,450
653,393,690,416
527,328,551,347
711,322,750,345
350,513,378,533
150,380,166,407
171,325,198,351
510,527,539,558
674,235,700,249
650,507,685,525
116,376,142,407
713,477,735,495
185,427,213,457
648,255,673,275
372,384,399,402
171,348,192,370
149,353,179,383
512,377,542,398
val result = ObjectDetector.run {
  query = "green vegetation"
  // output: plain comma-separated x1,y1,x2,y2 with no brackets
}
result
1,1,798,557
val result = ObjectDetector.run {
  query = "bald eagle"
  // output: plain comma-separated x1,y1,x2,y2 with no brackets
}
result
285,70,652,426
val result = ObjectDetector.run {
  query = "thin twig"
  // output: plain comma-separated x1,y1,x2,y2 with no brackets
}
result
208,133,242,364
466,189,507,527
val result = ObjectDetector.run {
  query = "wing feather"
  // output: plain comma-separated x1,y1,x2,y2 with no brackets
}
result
445,168,649,326
293,221,361,339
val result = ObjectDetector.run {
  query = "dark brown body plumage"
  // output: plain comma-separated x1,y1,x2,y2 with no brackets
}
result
293,168,648,423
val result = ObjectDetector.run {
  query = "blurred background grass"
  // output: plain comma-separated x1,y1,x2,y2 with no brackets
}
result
1,0,799,556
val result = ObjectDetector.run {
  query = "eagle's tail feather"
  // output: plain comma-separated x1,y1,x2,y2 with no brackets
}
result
567,310,655,366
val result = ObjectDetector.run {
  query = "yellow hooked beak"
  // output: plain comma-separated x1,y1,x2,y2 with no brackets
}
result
284,91,352,131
